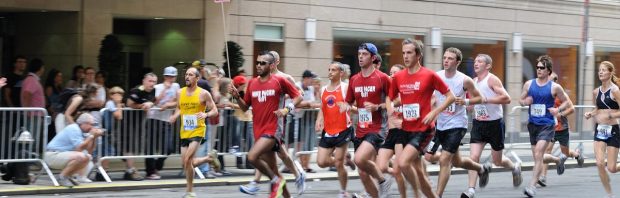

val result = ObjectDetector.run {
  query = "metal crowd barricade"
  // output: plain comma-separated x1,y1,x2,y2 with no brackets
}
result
96,107,189,182
504,105,596,162
288,109,320,157
213,108,254,157
0,108,56,186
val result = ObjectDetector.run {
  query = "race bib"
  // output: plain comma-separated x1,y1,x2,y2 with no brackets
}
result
443,103,456,114
596,125,613,140
474,105,489,120
403,103,420,120
183,115,198,131
358,109,372,128
531,104,546,117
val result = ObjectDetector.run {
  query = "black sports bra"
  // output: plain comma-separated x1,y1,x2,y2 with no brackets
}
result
596,87,620,110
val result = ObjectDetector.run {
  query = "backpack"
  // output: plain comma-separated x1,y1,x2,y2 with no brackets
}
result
51,88,79,113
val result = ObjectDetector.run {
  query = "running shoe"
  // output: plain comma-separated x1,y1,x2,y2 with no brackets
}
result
512,162,523,187
460,188,475,198
557,153,567,175
524,185,536,197
378,174,394,198
295,171,307,195
182,192,197,198
240,181,260,195
479,163,491,188
537,176,547,187
269,176,286,198
338,191,350,198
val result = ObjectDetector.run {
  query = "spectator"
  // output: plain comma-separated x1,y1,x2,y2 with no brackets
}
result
0,77,6,88
125,73,157,180
21,58,46,109
192,60,212,93
65,65,85,89
144,67,180,180
291,70,320,173
2,55,27,107
82,67,106,125
55,83,98,132
95,70,109,95
45,113,103,187
95,86,143,181
45,69,64,140
237,69,247,77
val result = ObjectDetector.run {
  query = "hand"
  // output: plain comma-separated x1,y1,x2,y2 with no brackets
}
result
169,116,177,124
195,112,208,120
337,102,350,113
228,84,240,98
548,107,560,117
274,108,288,117
0,77,6,88
521,96,533,106
90,128,104,137
315,121,324,132
363,102,378,112
422,110,439,125
584,111,594,120
163,81,171,89
454,98,464,105
142,102,154,110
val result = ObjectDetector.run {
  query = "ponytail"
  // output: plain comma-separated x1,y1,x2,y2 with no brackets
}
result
613,75,620,86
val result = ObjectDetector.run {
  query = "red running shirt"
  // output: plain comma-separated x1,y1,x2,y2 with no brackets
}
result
389,66,450,132
346,69,391,138
244,75,300,140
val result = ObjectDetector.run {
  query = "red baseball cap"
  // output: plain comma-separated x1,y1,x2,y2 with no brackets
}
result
233,76,247,87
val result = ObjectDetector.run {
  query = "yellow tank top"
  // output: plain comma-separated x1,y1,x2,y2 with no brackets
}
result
179,87,207,139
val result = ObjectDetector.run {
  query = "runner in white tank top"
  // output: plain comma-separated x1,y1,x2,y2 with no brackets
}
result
431,47,491,198
462,54,522,198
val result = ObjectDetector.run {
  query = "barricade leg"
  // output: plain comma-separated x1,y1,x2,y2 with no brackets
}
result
40,160,59,186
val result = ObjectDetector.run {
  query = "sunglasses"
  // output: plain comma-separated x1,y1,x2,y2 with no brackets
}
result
536,66,546,70
256,61,269,66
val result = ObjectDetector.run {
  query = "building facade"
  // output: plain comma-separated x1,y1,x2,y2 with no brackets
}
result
1,0,620,133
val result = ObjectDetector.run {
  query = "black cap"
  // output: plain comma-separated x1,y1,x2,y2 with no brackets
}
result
302,70,317,78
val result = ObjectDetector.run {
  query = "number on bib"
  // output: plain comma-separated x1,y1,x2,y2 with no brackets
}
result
358,109,372,128
403,103,420,120
183,115,198,131
596,125,613,140
531,104,546,117
474,105,489,120
443,103,456,114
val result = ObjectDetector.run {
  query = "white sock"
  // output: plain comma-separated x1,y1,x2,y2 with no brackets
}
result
468,187,475,193
271,176,279,183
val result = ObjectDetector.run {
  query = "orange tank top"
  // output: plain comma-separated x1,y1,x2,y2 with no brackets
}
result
321,84,350,135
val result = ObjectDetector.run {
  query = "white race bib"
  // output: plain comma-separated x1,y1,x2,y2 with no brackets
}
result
443,103,456,114
596,125,613,140
474,105,489,120
403,103,420,120
183,114,198,131
531,104,546,117
358,109,372,128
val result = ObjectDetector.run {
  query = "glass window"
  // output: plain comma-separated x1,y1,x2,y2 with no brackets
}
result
522,43,578,102
254,24,283,42
593,47,620,88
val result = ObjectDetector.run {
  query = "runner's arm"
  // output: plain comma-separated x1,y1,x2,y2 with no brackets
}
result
488,76,511,105
519,80,532,106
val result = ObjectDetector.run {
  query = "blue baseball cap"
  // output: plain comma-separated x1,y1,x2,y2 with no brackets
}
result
359,43,379,55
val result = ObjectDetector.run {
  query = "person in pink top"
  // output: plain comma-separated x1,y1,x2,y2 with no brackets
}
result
21,58,46,109
386,39,456,198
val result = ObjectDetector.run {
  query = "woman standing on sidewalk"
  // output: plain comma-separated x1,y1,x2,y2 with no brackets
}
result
584,61,620,198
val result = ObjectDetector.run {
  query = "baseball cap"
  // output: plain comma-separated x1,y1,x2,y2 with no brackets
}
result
192,59,207,67
163,66,178,76
302,70,318,78
359,43,379,55
232,76,247,87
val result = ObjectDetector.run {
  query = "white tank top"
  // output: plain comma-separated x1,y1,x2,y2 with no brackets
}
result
435,70,468,130
474,74,503,121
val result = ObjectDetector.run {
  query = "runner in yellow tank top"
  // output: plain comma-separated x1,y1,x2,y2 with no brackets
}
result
169,67,218,198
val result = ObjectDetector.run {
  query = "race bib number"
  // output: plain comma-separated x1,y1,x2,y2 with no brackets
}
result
403,103,420,120
596,125,613,140
531,104,546,117
183,115,198,131
358,109,372,128
474,105,489,120
443,103,456,114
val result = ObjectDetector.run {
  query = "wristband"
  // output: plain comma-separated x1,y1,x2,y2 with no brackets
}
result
464,99,470,106
286,103,295,113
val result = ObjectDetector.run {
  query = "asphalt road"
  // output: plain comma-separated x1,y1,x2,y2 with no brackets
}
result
7,165,617,198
